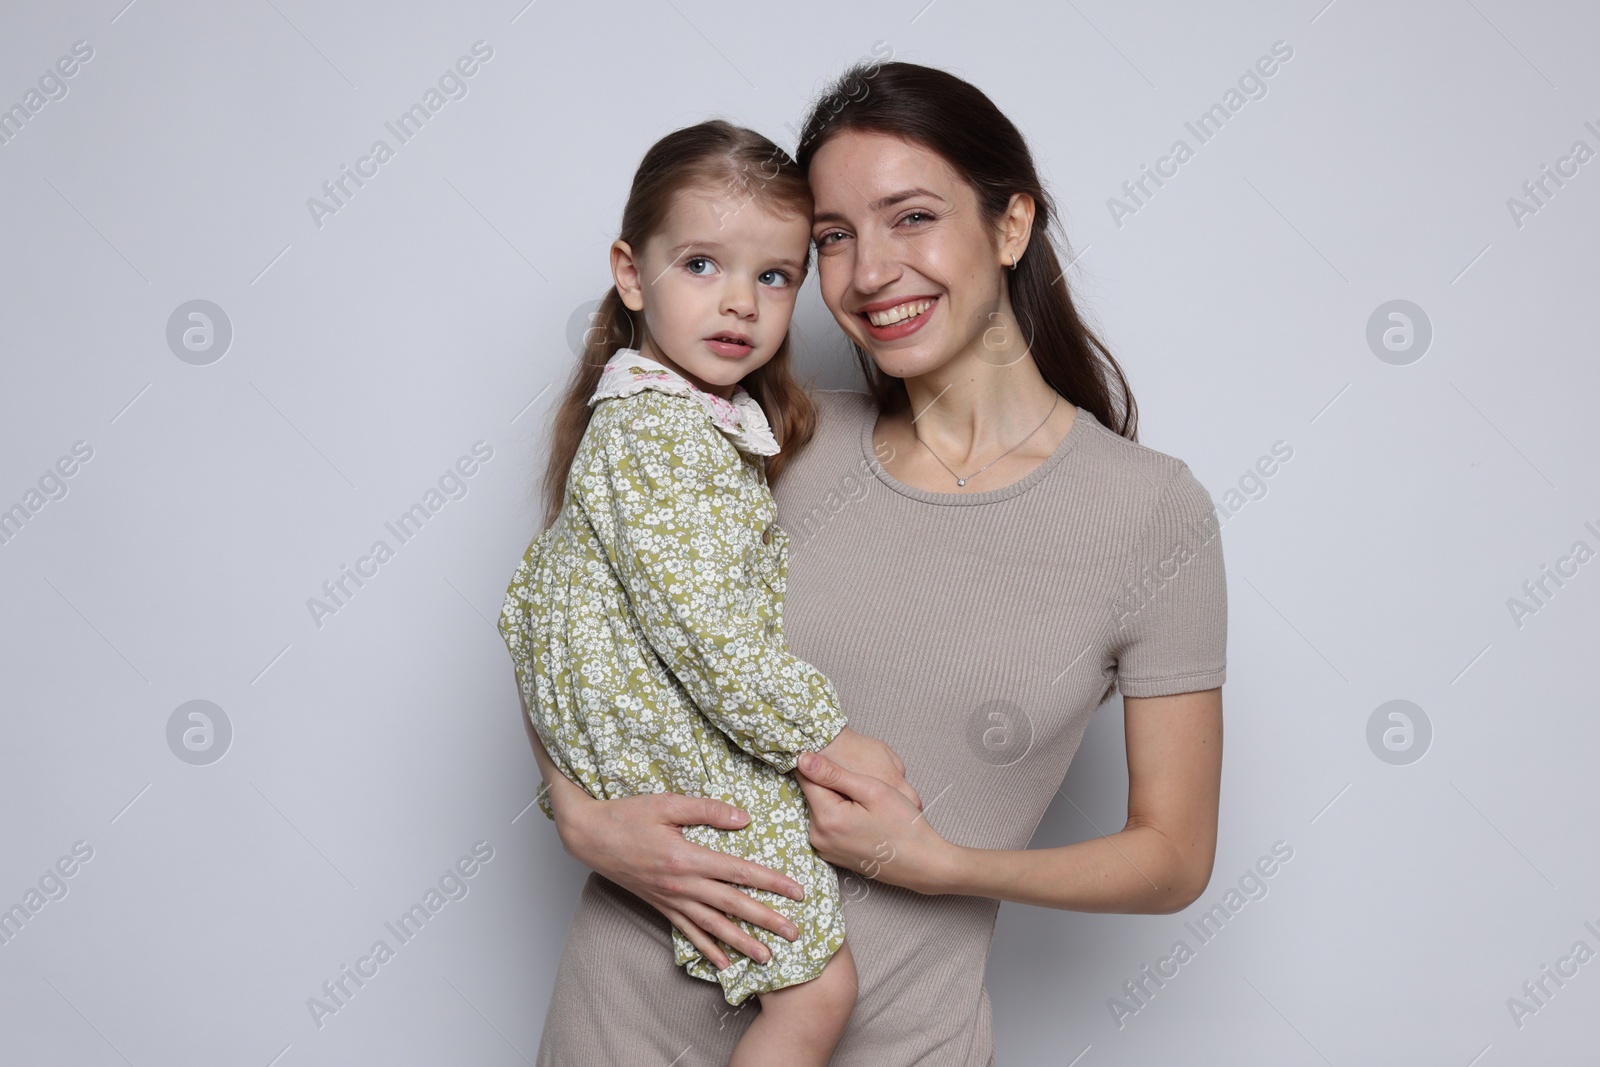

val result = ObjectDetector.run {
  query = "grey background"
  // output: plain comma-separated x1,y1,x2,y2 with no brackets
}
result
2,1,1597,1064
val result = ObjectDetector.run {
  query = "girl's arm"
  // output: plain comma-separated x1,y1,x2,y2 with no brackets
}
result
794,687,1223,914
515,673,809,968
574,392,849,774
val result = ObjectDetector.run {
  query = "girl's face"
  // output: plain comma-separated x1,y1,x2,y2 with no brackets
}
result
612,183,811,399
808,130,1017,383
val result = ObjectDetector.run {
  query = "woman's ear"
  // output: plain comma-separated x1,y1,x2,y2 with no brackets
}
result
610,239,646,312
998,192,1036,269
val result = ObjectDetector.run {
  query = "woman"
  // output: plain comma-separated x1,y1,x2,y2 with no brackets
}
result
520,61,1226,1065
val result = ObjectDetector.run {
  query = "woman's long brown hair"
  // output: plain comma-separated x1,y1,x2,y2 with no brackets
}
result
537,120,820,531
795,60,1140,441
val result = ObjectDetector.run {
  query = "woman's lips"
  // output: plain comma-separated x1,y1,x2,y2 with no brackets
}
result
860,295,939,342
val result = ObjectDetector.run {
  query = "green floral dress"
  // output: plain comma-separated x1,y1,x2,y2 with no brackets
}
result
497,348,849,1006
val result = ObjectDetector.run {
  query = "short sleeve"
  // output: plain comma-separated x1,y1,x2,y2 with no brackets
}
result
573,392,848,772
1110,463,1228,697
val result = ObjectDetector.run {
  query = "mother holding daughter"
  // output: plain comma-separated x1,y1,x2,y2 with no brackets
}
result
503,60,1227,1066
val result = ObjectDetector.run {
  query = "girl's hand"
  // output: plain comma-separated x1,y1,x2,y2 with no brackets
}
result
815,725,923,811
794,750,954,897
550,781,807,970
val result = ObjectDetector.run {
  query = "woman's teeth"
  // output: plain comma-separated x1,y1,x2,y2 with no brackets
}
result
865,298,935,327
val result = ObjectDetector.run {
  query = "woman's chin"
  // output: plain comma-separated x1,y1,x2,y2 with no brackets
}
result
860,341,958,382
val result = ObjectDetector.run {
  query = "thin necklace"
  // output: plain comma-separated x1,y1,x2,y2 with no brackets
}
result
912,393,1060,487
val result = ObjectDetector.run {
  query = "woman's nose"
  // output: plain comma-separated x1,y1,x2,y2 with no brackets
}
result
851,228,901,293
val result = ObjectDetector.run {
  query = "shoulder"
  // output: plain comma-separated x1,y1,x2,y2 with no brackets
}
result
805,388,875,447
784,387,873,471
588,387,705,434
1068,406,1211,520
586,390,734,454
809,388,875,423
579,391,746,488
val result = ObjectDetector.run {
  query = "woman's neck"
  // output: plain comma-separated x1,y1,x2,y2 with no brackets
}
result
898,351,1066,463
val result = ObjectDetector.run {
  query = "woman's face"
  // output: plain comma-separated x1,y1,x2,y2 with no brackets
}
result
808,129,1013,382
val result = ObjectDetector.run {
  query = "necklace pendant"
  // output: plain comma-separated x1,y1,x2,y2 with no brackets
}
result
956,477,966,486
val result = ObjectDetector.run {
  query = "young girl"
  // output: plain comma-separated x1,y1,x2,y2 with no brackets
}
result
497,120,864,1065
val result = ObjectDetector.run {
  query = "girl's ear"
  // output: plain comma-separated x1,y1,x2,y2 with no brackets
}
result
610,239,646,312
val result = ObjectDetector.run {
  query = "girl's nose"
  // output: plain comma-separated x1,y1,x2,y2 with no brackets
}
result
722,277,758,318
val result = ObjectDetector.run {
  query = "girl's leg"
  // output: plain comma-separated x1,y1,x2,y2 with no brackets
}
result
727,938,857,1067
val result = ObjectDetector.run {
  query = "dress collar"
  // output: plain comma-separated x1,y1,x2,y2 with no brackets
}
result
588,348,780,456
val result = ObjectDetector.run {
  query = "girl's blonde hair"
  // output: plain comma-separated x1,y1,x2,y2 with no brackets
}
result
536,119,819,531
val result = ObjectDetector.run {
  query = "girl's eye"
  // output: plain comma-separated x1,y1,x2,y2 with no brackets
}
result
758,269,791,288
685,256,715,275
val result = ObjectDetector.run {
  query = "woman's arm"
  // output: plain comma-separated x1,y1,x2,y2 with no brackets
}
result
795,687,1222,914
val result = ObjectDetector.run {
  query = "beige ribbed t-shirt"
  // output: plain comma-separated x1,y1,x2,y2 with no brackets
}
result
533,389,1227,1066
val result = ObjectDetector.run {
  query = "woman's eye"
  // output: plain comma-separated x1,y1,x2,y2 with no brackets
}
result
900,210,933,226
758,269,791,288
815,230,844,247
685,256,715,275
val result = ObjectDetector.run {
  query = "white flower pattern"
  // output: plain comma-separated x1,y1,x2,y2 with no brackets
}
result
497,354,847,1005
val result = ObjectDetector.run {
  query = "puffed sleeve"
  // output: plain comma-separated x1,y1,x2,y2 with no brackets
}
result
1110,463,1228,697
572,392,848,772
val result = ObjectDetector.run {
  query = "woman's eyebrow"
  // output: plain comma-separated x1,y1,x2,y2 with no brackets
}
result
813,187,946,226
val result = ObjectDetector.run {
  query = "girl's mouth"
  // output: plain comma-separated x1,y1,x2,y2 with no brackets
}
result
705,335,753,358
860,296,939,341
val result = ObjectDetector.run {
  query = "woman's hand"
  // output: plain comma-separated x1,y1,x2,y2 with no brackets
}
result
794,750,954,897
551,783,809,969
518,679,804,969
815,725,923,811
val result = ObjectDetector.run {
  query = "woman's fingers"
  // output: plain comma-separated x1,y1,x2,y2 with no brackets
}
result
680,900,776,965
704,843,806,904
649,791,807,902
795,750,884,802
653,791,752,831
704,876,799,940
684,848,801,941
566,790,814,968
636,790,804,949
648,854,791,965
661,905,730,970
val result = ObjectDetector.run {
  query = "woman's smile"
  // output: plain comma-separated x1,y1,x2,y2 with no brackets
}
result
858,294,940,341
